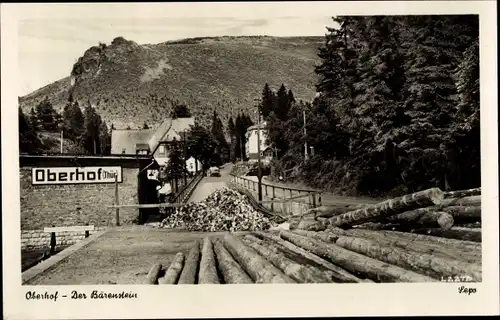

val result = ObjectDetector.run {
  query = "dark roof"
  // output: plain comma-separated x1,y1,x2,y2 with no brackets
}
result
111,129,153,155
19,154,155,169
135,143,150,150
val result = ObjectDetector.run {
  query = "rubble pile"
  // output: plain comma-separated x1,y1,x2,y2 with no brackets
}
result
160,188,274,232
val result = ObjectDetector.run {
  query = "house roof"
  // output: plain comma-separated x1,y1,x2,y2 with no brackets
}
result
135,143,150,150
111,129,154,155
247,121,267,131
148,117,195,153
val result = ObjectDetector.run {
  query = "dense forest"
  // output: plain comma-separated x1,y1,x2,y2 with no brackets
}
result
259,15,479,197
19,93,111,155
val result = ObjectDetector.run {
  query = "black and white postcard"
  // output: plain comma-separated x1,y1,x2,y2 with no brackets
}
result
2,1,498,319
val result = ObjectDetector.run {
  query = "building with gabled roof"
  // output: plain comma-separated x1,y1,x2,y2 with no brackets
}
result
110,117,196,167
110,129,154,155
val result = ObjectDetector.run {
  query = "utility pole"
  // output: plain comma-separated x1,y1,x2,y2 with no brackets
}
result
60,130,64,154
183,130,187,185
303,110,309,161
256,101,263,202
240,136,244,161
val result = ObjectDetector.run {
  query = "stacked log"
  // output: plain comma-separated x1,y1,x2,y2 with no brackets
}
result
142,186,481,284
143,224,480,284
289,187,481,235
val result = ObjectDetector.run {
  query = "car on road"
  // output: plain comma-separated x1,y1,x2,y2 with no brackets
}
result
208,166,221,177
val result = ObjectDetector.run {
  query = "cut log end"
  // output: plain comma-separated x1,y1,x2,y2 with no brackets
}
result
145,263,162,285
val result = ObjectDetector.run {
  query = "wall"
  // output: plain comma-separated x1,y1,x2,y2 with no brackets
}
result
20,167,139,229
19,155,154,231
21,227,107,250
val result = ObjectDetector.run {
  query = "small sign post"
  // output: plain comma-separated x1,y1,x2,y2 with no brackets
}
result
115,175,120,226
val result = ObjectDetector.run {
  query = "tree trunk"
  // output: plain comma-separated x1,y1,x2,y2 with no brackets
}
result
331,234,481,281
223,234,295,283
383,208,454,230
327,228,481,264
279,231,436,282
145,263,162,284
442,206,481,222
370,230,481,250
243,235,333,283
296,218,328,231
440,196,481,207
254,232,367,283
213,239,253,284
248,234,357,283
158,253,184,284
411,227,481,243
443,188,481,198
302,205,354,219
198,237,220,284
293,229,339,243
352,222,402,231
329,188,445,228
178,240,201,284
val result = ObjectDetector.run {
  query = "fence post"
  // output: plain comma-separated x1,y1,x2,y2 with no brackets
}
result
50,224,56,255
319,193,322,206
85,223,90,238
115,175,120,226
312,192,317,208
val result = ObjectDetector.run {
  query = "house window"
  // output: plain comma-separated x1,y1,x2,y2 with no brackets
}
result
158,145,166,156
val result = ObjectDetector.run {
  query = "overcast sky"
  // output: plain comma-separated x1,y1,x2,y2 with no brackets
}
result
16,3,337,96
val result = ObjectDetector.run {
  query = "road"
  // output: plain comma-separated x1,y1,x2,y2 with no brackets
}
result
187,164,234,203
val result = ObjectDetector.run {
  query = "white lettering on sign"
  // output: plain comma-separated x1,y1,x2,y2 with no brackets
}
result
31,167,123,185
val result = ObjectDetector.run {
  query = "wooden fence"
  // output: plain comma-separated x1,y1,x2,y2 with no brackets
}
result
230,174,322,215
108,170,205,224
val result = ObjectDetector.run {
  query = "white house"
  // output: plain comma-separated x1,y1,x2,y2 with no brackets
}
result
245,121,273,163
186,156,202,175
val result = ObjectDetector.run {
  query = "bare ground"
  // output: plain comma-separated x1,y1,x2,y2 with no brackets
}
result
24,226,250,285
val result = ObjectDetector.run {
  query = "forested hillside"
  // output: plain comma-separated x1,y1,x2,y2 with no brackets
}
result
259,16,479,197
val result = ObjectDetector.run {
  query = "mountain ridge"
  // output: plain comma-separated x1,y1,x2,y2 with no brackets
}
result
19,35,324,129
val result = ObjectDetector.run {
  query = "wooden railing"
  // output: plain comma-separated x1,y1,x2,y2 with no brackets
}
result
107,170,205,224
172,170,204,204
230,174,322,209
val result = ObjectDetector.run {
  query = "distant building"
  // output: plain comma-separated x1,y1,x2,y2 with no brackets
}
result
111,129,154,155
245,121,273,163
186,156,202,175
111,117,199,168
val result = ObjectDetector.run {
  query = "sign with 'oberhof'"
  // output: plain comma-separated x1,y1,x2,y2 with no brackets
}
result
32,166,122,185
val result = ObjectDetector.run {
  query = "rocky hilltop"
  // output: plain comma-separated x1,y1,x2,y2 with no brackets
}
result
19,36,323,129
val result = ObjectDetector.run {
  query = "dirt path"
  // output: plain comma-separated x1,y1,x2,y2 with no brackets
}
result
24,226,248,285
187,164,233,203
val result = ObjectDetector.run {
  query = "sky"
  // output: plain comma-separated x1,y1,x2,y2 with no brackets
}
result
16,3,336,96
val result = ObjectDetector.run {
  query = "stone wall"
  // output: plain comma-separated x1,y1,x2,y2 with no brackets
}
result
21,227,107,250
20,166,140,230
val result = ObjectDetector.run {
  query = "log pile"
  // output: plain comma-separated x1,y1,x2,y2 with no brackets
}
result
289,187,482,242
144,227,481,284
143,187,481,284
